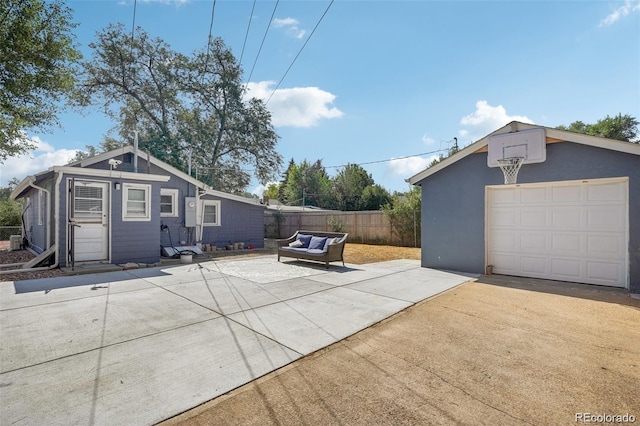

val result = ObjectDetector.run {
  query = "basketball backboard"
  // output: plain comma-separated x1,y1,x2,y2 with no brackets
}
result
487,128,546,167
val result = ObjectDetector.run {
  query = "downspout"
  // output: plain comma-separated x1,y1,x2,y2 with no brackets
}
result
133,130,139,173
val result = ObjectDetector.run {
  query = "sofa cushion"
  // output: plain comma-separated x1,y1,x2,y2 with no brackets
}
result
308,236,327,250
297,233,312,248
289,240,303,248
323,237,338,251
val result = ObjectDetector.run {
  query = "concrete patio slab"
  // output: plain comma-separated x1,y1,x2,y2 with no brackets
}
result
1,317,300,425
1,286,219,372
0,256,473,425
228,286,413,354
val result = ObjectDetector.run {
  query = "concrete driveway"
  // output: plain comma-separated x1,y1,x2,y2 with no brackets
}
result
0,256,473,425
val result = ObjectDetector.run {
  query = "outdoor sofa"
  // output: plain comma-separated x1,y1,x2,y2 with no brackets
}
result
277,230,348,268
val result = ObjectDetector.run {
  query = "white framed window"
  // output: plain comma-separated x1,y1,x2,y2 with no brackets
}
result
122,183,151,221
202,200,221,226
160,188,179,217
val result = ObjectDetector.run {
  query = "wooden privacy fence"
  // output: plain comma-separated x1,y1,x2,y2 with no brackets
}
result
264,210,421,247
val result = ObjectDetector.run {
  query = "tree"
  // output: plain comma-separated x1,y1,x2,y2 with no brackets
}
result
263,183,280,200
332,164,375,211
282,159,333,207
383,186,421,247
0,0,80,163
0,179,22,226
278,158,296,202
360,184,392,211
557,114,638,142
76,24,281,193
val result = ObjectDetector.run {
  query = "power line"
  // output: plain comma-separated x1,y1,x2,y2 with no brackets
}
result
245,0,280,88
239,0,257,68
203,0,217,72
325,149,448,170
266,0,334,105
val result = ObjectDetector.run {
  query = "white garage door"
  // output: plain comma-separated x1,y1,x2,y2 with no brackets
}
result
486,178,628,288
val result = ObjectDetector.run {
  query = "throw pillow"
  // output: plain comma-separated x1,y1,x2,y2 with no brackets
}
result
296,233,312,248
288,240,303,248
308,236,328,250
323,237,337,251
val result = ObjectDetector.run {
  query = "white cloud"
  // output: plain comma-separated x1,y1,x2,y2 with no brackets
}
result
459,100,533,140
272,17,306,39
599,0,640,27
387,156,436,177
0,136,80,186
245,81,343,128
422,135,437,145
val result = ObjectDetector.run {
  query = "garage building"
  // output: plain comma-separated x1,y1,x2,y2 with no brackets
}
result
407,121,640,293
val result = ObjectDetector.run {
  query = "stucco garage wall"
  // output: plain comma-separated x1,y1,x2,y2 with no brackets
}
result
418,141,640,292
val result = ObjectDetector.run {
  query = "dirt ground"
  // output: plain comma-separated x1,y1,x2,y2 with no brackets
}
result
161,276,640,426
0,241,420,283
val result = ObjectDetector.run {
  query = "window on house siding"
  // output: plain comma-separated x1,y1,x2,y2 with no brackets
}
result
160,189,179,217
38,189,44,225
123,183,151,221
202,200,221,226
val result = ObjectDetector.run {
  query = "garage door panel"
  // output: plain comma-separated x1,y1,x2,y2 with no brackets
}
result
587,235,625,257
520,187,546,203
588,182,625,202
520,208,547,228
520,233,546,252
489,231,517,250
520,257,546,275
586,262,625,287
552,207,584,228
492,188,517,204
587,208,625,230
550,258,582,280
552,185,582,203
491,209,517,227
487,179,628,288
551,234,581,252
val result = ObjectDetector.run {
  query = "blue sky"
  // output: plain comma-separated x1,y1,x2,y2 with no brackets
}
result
2,0,639,195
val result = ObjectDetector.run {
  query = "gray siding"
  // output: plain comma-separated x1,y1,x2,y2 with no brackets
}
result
21,183,52,254
199,197,265,249
418,142,640,292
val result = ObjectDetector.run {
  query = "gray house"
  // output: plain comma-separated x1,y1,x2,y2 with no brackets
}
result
408,121,640,293
10,146,265,268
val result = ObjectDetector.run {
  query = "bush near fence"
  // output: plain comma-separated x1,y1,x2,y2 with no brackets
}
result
264,210,420,247
0,226,22,241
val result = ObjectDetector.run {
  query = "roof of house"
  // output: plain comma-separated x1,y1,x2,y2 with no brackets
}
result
407,121,640,185
11,145,264,207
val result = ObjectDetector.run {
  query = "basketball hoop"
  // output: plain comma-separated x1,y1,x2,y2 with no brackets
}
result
497,157,524,184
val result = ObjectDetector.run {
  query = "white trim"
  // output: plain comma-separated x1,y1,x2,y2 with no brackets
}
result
160,188,179,217
202,200,221,227
53,166,170,182
122,183,152,222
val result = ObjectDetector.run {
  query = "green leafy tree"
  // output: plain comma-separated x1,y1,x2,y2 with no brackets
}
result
332,163,375,211
383,186,421,247
0,179,21,225
76,24,281,193
360,184,392,211
283,159,332,208
557,114,638,142
278,158,296,202
0,0,81,162
263,182,280,200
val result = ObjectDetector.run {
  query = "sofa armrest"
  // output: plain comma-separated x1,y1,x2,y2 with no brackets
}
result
277,232,299,248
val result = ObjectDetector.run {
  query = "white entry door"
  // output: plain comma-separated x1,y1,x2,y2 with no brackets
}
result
72,181,109,262
486,178,628,288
